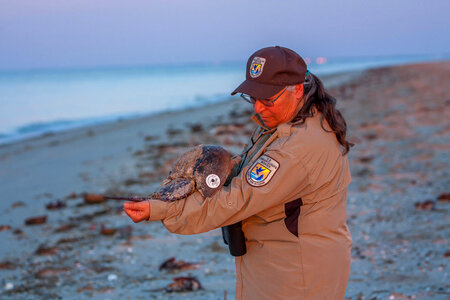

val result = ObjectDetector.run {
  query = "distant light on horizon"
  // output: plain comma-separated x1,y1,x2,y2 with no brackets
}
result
316,57,328,64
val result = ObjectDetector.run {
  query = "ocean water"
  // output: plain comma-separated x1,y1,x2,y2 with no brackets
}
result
0,54,446,145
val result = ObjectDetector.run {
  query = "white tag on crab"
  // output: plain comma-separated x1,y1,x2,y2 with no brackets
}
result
206,174,221,188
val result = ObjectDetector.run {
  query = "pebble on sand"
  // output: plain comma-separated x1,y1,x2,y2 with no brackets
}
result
35,245,59,256
45,200,67,210
166,277,202,293
25,215,47,225
0,261,17,270
84,194,105,204
159,257,201,272
35,267,71,278
100,224,117,236
437,193,450,203
0,225,11,232
107,274,118,281
414,200,435,211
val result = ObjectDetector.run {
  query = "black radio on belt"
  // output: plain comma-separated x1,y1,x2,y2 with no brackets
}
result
221,222,247,256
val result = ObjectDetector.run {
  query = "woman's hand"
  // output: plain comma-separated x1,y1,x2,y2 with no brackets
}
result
123,201,150,223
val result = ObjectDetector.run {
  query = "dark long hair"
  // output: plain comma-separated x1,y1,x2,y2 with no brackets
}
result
292,72,354,155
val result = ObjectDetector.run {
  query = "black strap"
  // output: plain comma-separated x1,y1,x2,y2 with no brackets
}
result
221,126,270,256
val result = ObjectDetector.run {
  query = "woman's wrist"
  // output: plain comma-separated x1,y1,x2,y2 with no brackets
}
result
147,199,170,221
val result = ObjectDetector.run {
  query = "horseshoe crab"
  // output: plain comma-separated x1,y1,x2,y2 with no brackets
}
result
105,145,233,202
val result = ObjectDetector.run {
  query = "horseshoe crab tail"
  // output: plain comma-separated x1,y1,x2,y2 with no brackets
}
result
103,196,151,202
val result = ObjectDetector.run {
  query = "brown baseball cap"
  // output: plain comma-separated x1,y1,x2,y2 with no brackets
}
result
231,46,307,99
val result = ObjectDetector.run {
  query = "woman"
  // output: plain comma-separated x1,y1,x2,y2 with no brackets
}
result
124,46,354,299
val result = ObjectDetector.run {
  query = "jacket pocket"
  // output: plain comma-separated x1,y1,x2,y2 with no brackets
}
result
284,197,302,237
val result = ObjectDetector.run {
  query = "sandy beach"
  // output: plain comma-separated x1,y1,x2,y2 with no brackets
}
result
0,62,449,299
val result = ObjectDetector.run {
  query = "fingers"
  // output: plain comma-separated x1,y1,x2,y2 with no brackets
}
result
124,201,147,210
123,209,145,223
123,207,136,222
123,201,150,223
123,207,146,223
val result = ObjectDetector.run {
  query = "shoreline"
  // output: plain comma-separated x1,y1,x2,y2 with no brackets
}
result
3,56,448,150
0,68,363,150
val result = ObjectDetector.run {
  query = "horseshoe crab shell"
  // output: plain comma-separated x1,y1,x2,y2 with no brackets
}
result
151,145,233,201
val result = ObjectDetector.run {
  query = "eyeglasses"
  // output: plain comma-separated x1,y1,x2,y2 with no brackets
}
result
240,87,287,107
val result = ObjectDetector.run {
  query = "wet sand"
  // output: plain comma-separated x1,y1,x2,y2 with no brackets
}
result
0,62,448,299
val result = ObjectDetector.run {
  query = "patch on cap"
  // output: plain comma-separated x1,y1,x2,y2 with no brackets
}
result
246,155,279,187
249,57,266,78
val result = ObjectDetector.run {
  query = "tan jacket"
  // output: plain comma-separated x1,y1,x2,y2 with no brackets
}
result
148,106,353,299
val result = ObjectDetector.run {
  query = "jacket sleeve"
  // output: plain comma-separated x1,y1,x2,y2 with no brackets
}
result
147,147,312,235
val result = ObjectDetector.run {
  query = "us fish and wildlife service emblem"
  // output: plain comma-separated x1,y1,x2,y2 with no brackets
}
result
249,57,266,78
246,155,280,187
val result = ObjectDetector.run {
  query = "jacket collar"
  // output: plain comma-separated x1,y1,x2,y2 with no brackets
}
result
251,114,276,133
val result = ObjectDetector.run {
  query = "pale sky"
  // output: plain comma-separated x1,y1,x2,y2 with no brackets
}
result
0,0,449,70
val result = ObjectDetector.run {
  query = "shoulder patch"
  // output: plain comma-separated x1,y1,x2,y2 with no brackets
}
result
246,155,280,187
